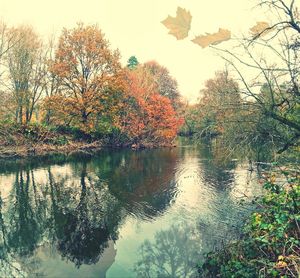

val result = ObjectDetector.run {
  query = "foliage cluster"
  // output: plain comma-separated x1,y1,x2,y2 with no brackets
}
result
0,121,68,146
198,169,300,278
180,67,299,159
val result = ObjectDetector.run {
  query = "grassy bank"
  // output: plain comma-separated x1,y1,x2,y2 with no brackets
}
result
198,168,300,278
0,122,178,159
0,122,105,158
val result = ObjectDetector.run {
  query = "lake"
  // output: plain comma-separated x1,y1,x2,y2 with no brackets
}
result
0,141,261,277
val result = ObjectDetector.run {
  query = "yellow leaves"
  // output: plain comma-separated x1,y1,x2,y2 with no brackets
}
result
161,7,192,40
275,260,288,268
278,255,285,261
275,255,299,270
270,175,276,183
275,255,288,269
250,21,271,37
192,28,231,48
253,212,262,226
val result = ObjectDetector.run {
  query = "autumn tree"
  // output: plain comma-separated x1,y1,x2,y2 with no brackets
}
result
120,68,183,146
42,35,61,125
191,71,277,158
196,70,241,136
143,61,180,108
179,103,202,136
47,23,124,131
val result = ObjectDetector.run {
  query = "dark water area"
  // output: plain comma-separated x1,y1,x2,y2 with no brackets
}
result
0,141,262,277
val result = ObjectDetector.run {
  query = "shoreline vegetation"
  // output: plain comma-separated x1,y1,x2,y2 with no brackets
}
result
198,168,300,277
0,141,178,159
0,121,182,159
0,123,178,160
0,140,102,159
0,140,178,160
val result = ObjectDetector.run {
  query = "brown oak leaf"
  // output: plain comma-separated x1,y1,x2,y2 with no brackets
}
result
192,28,231,48
250,21,271,37
161,7,192,40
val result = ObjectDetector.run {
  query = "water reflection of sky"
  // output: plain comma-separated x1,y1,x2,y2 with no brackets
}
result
0,143,262,278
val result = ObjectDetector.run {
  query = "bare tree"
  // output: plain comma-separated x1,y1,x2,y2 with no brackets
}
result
215,0,300,151
6,25,46,124
0,21,16,66
0,21,19,120
42,34,61,124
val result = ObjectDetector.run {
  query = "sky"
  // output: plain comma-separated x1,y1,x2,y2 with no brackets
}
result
0,0,270,102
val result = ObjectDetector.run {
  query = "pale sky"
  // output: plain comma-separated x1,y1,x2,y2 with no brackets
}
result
0,0,270,102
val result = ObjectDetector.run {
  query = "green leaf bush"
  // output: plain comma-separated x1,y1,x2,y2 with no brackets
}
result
198,169,300,278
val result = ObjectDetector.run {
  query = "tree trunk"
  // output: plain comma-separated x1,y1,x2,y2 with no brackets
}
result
82,111,88,124
19,106,23,124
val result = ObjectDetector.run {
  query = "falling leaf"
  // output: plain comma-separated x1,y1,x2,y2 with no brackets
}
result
250,21,271,37
192,28,231,48
161,7,192,40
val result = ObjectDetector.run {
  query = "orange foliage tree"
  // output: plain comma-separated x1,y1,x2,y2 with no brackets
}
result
120,66,183,146
45,23,124,131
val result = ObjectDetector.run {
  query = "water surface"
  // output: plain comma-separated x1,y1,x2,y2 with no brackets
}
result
0,142,261,277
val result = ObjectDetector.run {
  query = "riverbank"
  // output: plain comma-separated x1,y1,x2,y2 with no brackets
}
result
198,168,300,278
0,141,103,159
0,123,177,159
0,122,101,159
0,140,178,159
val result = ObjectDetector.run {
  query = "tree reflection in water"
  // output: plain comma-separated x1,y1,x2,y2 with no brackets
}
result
134,222,202,278
132,143,258,278
0,147,181,276
0,164,123,275
87,148,179,219
55,163,121,267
